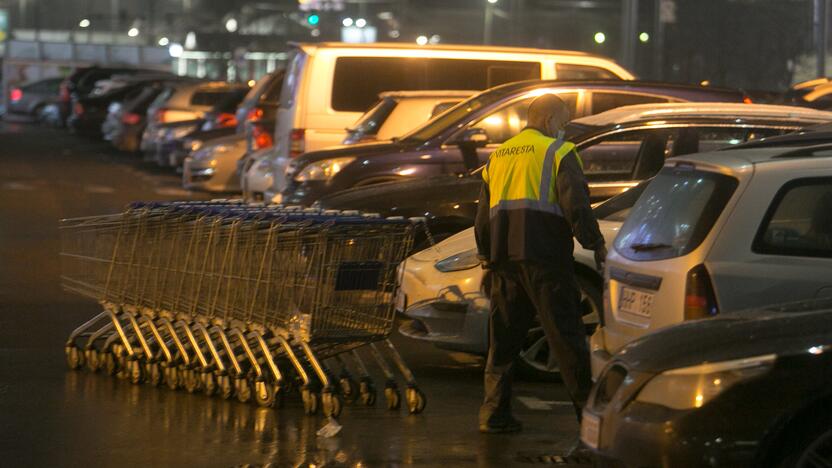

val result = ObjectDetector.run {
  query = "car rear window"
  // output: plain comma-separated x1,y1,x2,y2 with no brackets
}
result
331,57,540,112
191,90,236,107
753,177,832,258
614,166,739,261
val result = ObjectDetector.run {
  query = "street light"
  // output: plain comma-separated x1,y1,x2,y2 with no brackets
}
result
416,35,428,46
594,32,606,44
225,18,238,33
487,0,498,3
342,17,354,27
79,18,90,28
168,43,184,58
158,36,169,46
127,27,139,37
639,32,650,43
355,18,367,28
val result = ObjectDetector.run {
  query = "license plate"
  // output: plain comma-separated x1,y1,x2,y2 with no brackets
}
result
619,286,654,318
580,411,601,449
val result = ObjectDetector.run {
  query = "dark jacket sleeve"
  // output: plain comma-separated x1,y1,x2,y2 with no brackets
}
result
474,181,491,261
557,150,605,250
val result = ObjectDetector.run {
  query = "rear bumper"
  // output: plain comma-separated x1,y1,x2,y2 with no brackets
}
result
590,327,613,380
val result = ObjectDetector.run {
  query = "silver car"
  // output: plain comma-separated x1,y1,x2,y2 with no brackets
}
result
183,134,247,193
593,142,832,378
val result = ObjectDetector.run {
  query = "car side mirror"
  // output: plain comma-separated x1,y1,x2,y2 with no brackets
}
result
453,128,489,148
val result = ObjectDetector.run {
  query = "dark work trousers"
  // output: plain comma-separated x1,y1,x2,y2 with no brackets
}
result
479,261,592,426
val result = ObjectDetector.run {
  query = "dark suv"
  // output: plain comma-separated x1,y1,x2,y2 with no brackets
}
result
280,80,748,206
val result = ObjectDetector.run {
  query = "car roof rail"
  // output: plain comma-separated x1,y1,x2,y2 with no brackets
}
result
772,142,832,158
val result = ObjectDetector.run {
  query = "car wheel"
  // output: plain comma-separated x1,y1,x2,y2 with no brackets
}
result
795,428,832,468
516,274,602,381
774,414,832,468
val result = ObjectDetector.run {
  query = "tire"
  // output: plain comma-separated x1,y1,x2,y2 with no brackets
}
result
516,273,602,382
772,412,832,468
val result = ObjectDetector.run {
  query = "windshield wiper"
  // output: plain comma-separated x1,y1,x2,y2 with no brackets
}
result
629,242,673,252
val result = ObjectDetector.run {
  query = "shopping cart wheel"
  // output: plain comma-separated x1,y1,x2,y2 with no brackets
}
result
65,345,84,370
384,384,401,411
102,351,118,377
302,388,319,415
84,349,100,372
339,376,357,401
254,380,279,408
128,359,144,385
235,377,252,403
146,362,163,387
182,367,201,394
406,386,427,414
218,374,234,400
163,364,179,390
202,372,218,397
321,390,343,418
359,378,376,406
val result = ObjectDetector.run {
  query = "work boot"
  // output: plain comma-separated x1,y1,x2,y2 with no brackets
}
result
479,417,523,434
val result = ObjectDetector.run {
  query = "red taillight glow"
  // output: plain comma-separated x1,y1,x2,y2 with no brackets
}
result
155,108,168,123
246,107,264,122
684,264,719,320
252,125,274,150
290,128,305,158
122,112,141,125
743,96,753,104
215,112,238,128
10,88,23,102
74,102,84,115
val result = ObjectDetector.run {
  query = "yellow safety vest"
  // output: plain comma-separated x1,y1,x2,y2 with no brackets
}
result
482,128,578,218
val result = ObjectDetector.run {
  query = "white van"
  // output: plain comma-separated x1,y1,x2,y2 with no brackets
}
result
268,42,634,199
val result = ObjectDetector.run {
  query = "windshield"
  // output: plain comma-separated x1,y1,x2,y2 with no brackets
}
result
400,87,514,143
614,166,738,261
348,97,397,135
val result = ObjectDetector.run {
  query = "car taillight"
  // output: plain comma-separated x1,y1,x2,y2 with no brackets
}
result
122,112,141,125
59,82,70,102
74,102,84,115
246,107,264,122
743,96,753,104
215,112,237,128
252,125,274,150
684,264,719,320
155,108,168,123
290,128,305,158
9,88,22,102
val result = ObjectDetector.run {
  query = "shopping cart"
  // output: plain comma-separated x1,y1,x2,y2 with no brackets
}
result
60,201,427,417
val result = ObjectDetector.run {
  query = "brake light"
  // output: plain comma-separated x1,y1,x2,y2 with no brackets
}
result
154,108,168,123
215,112,237,128
290,128,305,158
246,107,264,122
59,82,70,102
252,125,274,150
684,264,719,320
122,112,141,125
743,96,753,104
74,102,84,115
10,88,22,102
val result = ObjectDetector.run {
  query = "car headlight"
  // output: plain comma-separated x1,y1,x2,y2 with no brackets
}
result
294,157,355,182
635,354,776,410
434,248,481,272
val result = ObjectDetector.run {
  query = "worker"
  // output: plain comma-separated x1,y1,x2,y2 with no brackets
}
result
474,94,607,435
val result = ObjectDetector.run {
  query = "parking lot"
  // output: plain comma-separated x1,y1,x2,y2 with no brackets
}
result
0,121,587,466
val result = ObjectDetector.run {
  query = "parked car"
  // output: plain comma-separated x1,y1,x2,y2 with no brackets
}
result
267,42,636,199
59,66,169,123
140,81,245,162
109,84,168,153
182,134,247,192
316,100,822,245
236,70,285,136
592,140,832,379
279,80,752,206
6,77,63,120
343,90,475,144
583,298,832,468
240,147,276,201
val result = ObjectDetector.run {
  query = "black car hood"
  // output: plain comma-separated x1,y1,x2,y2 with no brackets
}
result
294,140,413,166
317,174,481,215
616,304,832,374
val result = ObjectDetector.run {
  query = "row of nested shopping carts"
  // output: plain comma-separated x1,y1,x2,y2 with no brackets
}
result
60,200,426,418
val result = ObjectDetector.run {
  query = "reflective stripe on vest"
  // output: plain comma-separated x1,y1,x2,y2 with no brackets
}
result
483,129,571,218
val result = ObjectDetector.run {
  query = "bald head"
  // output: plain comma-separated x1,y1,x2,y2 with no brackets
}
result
527,94,571,138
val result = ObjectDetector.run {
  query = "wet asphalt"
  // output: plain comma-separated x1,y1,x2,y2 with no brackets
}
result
0,121,585,467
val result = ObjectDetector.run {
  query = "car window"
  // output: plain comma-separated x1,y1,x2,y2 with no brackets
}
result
468,93,578,144
592,181,650,222
754,178,832,258
280,49,306,109
431,101,462,117
614,167,739,261
331,57,540,112
262,70,286,103
669,127,797,156
590,92,669,114
578,129,671,182
556,63,620,80
191,90,237,107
